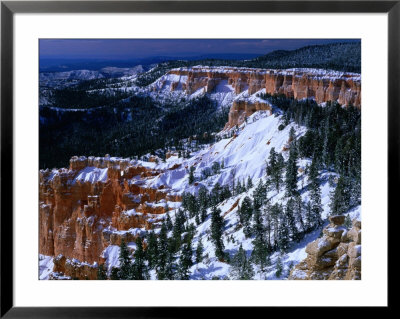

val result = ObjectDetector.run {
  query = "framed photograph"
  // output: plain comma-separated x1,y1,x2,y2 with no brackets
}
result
1,0,395,316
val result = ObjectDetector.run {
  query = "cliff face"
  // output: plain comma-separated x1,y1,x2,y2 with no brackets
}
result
39,155,181,268
168,67,361,107
225,100,273,129
165,67,360,129
288,215,361,280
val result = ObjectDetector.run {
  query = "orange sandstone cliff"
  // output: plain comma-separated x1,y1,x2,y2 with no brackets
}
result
165,67,361,128
39,155,181,278
167,67,361,107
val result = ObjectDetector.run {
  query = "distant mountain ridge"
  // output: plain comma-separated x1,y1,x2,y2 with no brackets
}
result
249,42,361,72
41,42,360,74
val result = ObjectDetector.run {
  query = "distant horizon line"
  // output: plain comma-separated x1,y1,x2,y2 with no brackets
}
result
39,39,360,61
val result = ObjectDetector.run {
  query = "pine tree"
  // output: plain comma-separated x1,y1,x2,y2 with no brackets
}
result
349,174,361,208
110,267,120,280
308,157,323,228
247,176,254,190
285,198,300,242
172,209,185,251
276,153,285,190
277,205,290,252
239,196,253,238
211,182,222,206
285,146,299,197
334,137,345,174
266,147,277,176
221,184,232,201
118,239,132,280
177,239,193,280
275,256,283,278
267,148,284,192
263,204,273,251
185,193,199,218
146,231,158,269
235,179,242,195
165,213,173,231
163,240,177,280
230,244,254,280
185,223,196,243
195,213,201,226
97,264,107,280
251,207,270,271
253,180,266,210
321,117,331,168
195,238,204,263
294,195,305,238
238,196,252,225
289,126,296,143
211,161,221,175
210,206,225,260
198,186,209,209
270,203,282,251
305,201,313,232
156,223,170,279
188,166,195,184
130,237,149,280
348,130,361,208
330,175,351,215
200,207,207,223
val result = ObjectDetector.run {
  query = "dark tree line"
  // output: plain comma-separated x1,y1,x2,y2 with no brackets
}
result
40,95,229,169
261,95,361,215
98,237,150,280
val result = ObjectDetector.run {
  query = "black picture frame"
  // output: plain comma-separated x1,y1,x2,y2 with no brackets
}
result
1,0,396,317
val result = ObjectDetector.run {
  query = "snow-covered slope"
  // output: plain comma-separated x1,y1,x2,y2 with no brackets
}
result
149,111,301,193
135,110,361,279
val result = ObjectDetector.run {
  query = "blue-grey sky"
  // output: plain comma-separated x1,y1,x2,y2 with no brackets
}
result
40,39,359,60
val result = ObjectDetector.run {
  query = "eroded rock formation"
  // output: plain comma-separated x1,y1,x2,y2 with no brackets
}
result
288,215,361,280
51,254,98,280
39,156,181,268
225,100,273,129
165,67,360,129
168,66,361,107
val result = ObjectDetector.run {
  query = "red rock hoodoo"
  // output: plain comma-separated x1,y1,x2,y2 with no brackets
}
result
39,156,181,269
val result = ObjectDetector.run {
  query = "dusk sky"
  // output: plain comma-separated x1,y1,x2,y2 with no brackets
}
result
40,39,359,60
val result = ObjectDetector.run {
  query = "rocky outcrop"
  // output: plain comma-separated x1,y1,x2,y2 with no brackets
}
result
51,254,98,280
225,100,273,129
39,156,181,267
288,215,361,280
168,66,361,107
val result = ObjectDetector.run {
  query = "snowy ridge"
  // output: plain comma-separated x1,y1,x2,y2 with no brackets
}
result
150,112,303,193
170,66,361,81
